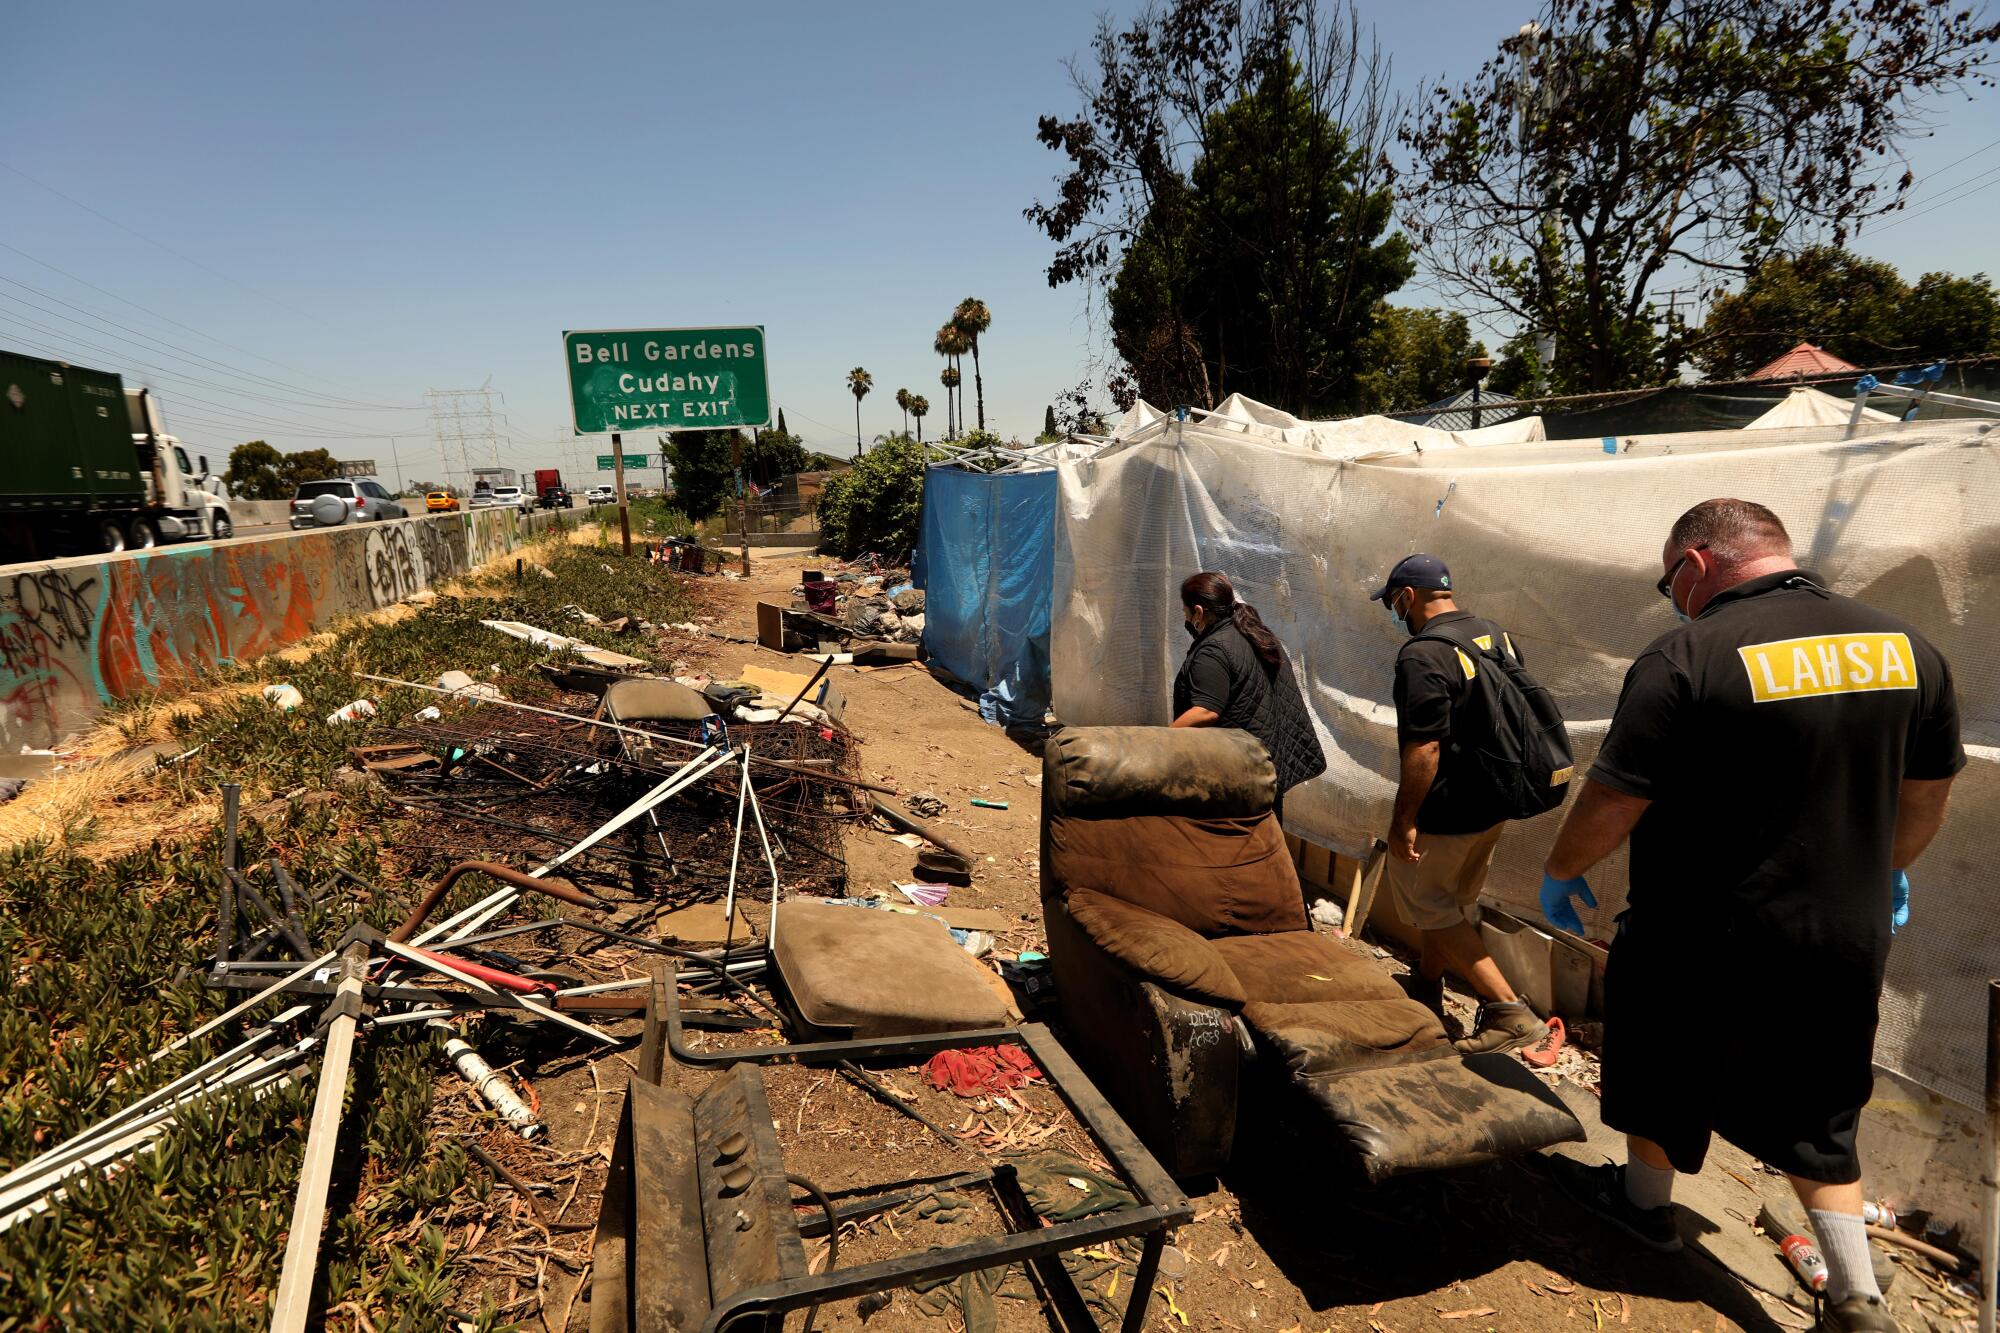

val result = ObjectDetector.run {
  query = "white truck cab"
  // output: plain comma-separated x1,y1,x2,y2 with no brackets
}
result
127,388,236,541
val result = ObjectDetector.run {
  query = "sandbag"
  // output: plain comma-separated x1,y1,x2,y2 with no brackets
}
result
1043,726,1275,820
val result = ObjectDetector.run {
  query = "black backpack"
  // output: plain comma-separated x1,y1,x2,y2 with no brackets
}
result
1410,619,1575,823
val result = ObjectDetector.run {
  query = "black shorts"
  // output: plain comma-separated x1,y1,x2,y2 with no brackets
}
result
1598,911,1880,1183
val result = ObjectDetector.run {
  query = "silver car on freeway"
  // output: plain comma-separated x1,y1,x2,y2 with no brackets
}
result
290,478,409,528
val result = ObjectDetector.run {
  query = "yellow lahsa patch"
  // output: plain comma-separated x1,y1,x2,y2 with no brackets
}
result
1738,632,1917,703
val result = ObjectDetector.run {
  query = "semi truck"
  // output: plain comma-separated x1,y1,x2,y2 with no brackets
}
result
533,467,568,508
0,348,236,557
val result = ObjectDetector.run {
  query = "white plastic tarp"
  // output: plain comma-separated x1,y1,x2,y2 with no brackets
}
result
1052,410,2000,1105
1747,386,1896,430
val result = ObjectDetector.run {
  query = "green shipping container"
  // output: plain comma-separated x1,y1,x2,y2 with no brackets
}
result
0,349,145,513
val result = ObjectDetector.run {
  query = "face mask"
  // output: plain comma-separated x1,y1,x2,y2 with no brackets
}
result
1387,593,1408,633
1183,616,1199,638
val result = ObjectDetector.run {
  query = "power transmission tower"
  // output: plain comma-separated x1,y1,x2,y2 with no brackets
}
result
426,382,506,487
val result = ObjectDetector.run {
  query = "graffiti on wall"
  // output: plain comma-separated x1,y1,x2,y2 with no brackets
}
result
364,518,466,609
0,509,538,746
0,570,99,735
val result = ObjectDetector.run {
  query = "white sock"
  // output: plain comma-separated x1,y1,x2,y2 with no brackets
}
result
1622,1156,1674,1211
1811,1208,1879,1304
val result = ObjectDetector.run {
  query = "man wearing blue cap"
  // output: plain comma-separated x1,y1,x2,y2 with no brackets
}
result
1370,553,1549,1056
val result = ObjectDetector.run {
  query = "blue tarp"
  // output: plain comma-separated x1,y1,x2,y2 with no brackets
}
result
912,463,1056,725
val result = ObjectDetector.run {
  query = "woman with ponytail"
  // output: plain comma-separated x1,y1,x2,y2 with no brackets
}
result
1171,571,1327,816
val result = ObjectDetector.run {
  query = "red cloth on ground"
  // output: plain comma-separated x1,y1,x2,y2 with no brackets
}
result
925,1046,1044,1097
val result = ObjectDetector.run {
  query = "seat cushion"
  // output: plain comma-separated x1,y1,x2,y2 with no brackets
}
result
1207,932,1408,1005
1046,813,1306,937
602,676,712,723
1063,890,1245,1008
772,900,1010,1037
1241,1000,1449,1075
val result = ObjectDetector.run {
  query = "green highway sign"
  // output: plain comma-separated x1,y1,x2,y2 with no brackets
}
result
597,454,650,469
564,326,769,433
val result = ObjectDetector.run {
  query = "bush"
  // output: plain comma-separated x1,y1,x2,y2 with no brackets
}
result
816,434,941,559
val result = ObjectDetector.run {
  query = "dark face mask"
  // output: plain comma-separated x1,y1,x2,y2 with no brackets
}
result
1182,615,1200,638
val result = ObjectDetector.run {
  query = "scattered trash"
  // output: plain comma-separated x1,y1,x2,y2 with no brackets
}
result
889,833,926,850
969,797,1008,811
263,684,304,712
897,882,950,907
1779,1231,1830,1292
479,619,648,669
431,1020,543,1139
1522,1015,1567,1068
1308,898,1345,931
925,1045,1044,1097
326,699,377,725
0,777,24,804
906,792,947,818
413,706,442,722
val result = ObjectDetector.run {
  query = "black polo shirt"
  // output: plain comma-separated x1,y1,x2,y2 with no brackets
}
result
1392,610,1521,834
1591,570,1964,966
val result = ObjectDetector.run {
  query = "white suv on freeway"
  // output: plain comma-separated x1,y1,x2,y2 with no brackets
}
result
489,485,534,514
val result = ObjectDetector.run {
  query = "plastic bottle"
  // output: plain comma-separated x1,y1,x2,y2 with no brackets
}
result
326,699,377,725
1779,1233,1828,1292
263,684,303,712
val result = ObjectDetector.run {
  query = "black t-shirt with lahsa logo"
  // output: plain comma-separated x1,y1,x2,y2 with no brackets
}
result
1590,570,1964,972
1392,609,1523,834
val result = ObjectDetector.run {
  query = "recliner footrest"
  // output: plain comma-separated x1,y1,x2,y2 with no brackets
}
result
1295,1051,1585,1184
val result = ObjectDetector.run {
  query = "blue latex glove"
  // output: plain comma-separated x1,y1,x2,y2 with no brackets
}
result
1891,869,1910,934
1540,872,1597,936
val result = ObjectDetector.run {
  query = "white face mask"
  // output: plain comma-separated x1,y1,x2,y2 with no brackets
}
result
1388,590,1409,632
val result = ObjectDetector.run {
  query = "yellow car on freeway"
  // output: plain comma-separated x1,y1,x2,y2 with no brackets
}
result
426,491,460,512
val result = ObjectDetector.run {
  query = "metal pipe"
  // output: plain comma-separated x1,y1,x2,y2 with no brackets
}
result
430,1020,542,1139
387,860,609,945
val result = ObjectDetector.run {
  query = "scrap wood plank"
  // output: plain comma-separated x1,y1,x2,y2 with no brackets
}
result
1344,840,1388,940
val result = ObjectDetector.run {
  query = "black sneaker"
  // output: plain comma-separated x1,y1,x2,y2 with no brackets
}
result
1546,1158,1683,1253
1818,1294,1898,1331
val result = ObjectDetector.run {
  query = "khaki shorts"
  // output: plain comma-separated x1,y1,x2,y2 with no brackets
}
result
1385,824,1505,931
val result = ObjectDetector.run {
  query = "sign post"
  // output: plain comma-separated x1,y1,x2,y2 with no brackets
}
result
610,432,630,555
562,326,771,561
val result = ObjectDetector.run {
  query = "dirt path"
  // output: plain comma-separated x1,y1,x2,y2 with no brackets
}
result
635,550,1797,1333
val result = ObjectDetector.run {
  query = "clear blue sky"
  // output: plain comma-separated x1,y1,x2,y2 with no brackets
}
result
4,2,1996,487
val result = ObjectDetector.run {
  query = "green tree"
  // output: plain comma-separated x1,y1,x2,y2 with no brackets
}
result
952,298,992,432
742,427,808,488
659,429,736,520
278,448,342,492
1038,405,1061,443
1899,271,2000,363
1351,306,1487,415
1102,55,1410,413
777,408,789,436
1401,0,1998,392
939,364,961,438
895,387,912,437
846,367,873,453
909,393,930,443
1692,247,1909,379
815,434,939,558
223,440,286,500
1029,3,1406,415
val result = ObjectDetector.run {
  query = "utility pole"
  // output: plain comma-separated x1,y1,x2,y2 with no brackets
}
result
611,432,631,556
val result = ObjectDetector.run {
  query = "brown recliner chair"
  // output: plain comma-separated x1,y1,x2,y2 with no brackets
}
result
1041,726,1583,1182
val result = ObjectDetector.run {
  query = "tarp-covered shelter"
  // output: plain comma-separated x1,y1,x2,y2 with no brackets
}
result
1747,386,1896,430
913,446,1062,725
1050,397,2000,1106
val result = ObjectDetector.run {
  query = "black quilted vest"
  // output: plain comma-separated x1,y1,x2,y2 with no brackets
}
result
1173,621,1328,796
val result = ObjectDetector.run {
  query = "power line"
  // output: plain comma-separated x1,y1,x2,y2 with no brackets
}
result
0,239,400,405
1869,161,2000,234
0,275,420,411
1,160,352,340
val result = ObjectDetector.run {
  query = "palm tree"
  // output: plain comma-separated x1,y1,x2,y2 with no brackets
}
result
940,365,961,438
895,387,911,438
847,367,873,453
952,297,992,433
934,324,971,438
910,394,929,443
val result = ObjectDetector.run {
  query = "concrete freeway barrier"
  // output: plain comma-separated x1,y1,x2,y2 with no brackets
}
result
0,505,586,750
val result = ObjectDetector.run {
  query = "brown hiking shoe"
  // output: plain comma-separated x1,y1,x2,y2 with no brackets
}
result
1818,1295,1898,1331
1453,1000,1547,1055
